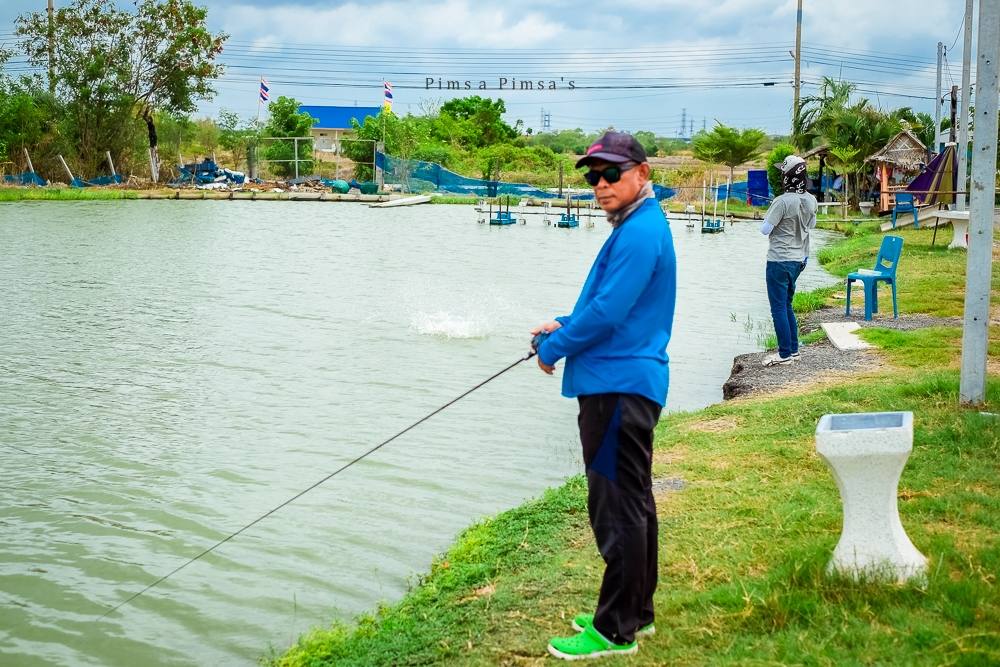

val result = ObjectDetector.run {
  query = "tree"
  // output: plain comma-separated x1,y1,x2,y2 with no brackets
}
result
439,96,518,148
632,130,658,157
692,122,766,185
766,143,796,196
262,96,315,177
16,0,226,181
217,109,259,172
793,77,856,151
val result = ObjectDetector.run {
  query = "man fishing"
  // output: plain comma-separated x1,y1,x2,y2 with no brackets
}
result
531,131,677,660
759,154,817,367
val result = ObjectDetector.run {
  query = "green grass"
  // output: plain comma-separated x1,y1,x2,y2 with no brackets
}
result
0,187,139,201
273,367,999,666
271,215,1000,667
811,224,999,318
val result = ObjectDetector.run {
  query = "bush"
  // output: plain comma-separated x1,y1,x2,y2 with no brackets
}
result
766,143,796,196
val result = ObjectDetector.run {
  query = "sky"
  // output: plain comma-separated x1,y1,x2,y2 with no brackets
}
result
0,1,975,137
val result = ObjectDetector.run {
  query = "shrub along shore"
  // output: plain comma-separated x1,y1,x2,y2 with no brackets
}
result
268,217,998,666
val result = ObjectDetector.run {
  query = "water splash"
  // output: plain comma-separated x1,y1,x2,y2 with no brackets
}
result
409,311,490,339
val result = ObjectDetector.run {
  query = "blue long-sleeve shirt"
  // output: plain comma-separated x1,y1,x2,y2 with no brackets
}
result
538,198,677,406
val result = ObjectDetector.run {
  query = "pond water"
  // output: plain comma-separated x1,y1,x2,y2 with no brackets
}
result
0,201,836,666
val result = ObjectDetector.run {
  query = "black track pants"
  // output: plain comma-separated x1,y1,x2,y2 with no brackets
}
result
577,393,662,645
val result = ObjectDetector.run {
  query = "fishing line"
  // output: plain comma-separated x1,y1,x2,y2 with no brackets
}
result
98,345,542,620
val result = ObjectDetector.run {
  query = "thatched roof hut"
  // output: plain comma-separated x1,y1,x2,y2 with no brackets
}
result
866,129,927,170
867,130,928,211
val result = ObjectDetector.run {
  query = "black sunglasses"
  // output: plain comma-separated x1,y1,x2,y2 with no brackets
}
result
583,163,635,186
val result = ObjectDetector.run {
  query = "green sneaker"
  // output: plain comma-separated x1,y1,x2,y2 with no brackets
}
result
547,623,638,660
572,613,655,637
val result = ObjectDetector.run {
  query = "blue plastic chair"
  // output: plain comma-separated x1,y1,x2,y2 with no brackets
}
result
846,235,904,321
891,192,918,229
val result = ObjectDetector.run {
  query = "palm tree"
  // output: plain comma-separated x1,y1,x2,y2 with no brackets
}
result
692,122,766,186
792,77,856,151
823,101,904,205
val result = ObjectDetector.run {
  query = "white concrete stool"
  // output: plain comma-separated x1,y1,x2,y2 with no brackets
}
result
815,412,927,581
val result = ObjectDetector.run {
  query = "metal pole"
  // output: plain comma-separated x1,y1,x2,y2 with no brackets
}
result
959,0,999,406
106,150,116,176
294,137,299,179
956,0,974,212
57,154,74,183
47,0,55,95
558,162,564,198
23,147,35,174
934,41,943,155
792,0,803,133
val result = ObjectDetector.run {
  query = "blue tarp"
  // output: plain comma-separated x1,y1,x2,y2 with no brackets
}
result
3,171,47,186
377,152,675,201
717,177,775,206
170,158,245,186
747,170,770,206
72,174,123,188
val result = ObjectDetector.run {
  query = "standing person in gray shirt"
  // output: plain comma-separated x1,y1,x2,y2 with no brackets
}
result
760,155,817,366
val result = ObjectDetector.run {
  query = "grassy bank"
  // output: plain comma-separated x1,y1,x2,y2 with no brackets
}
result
0,187,140,201
272,221,998,666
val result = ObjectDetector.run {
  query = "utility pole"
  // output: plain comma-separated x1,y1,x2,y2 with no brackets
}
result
47,0,55,94
949,85,958,143
680,108,687,138
792,0,803,133
959,0,999,406
956,0,974,212
934,41,943,154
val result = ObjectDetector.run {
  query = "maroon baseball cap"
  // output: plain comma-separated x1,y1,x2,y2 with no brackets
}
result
575,131,648,168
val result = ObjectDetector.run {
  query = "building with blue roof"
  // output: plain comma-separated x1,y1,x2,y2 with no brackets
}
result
298,105,382,153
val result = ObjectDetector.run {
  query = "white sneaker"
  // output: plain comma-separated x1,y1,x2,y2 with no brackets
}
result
763,353,794,367
791,351,801,359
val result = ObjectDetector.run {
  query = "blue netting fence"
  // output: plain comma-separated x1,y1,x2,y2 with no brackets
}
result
376,152,674,201
3,171,47,186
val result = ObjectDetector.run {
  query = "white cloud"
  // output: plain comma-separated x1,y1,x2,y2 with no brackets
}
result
222,1,568,48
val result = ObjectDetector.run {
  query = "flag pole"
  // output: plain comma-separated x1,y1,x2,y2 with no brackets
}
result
256,74,263,127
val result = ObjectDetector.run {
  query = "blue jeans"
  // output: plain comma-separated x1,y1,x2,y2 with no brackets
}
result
766,260,806,358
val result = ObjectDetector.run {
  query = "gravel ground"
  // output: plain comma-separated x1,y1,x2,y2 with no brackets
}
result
722,340,878,400
800,307,961,332
722,308,961,400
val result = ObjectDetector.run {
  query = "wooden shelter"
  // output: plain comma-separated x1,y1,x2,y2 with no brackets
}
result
866,130,928,212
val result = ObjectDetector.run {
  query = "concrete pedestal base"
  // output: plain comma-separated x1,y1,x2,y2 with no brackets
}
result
815,412,927,582
948,218,969,250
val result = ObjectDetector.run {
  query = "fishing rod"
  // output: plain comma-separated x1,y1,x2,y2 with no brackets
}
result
98,334,550,620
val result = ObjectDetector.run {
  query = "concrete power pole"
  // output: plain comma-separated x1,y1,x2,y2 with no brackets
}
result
959,0,999,405
934,41,943,154
956,0,974,212
47,0,55,94
792,0,803,133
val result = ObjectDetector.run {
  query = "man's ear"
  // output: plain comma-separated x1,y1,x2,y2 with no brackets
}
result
636,162,651,181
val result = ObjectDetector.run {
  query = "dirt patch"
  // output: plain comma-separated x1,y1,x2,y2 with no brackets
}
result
685,415,742,433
